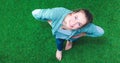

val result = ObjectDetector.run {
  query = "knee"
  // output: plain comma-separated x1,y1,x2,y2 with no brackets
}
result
96,26,104,37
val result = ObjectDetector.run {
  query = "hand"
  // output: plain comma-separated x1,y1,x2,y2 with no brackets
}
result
72,32,86,38
48,20,52,26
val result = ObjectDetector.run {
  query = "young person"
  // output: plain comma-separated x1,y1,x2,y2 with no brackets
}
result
32,7,104,61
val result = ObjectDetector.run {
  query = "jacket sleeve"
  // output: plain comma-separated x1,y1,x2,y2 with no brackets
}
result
32,7,68,22
85,24,104,37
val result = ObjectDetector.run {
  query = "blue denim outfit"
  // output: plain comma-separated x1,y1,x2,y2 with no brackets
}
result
32,7,104,51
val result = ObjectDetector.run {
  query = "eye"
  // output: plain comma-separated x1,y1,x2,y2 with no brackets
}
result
77,22,81,26
75,16,78,20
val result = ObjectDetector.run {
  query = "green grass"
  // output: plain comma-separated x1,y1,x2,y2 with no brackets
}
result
0,0,120,63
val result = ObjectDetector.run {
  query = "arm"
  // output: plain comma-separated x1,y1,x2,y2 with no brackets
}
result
86,26,104,37
72,24,104,38
32,7,69,22
32,8,54,21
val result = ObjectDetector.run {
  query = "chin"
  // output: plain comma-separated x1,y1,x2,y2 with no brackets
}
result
71,29,76,30
68,28,75,30
71,28,78,30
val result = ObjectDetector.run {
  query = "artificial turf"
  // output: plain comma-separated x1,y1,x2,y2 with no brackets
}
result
0,0,120,63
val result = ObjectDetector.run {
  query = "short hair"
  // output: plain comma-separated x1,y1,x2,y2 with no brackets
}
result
73,9,93,27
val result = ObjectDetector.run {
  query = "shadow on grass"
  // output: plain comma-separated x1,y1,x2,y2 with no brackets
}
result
74,36,108,46
61,36,109,62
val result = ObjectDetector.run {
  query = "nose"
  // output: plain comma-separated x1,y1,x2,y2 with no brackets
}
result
70,20,78,27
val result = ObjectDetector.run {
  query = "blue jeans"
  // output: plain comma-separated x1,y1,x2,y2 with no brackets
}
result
56,39,65,51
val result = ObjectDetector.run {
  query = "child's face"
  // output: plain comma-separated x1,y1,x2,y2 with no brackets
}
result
63,11,87,30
